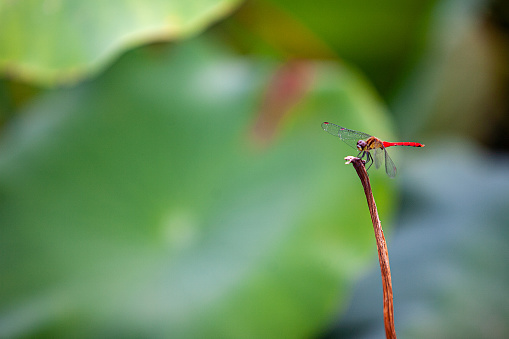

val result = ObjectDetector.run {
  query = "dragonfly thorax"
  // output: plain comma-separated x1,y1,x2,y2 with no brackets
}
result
360,136,384,151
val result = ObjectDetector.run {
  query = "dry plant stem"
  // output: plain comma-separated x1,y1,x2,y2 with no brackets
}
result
345,156,396,339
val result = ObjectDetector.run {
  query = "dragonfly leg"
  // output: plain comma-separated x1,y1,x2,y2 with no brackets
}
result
357,150,373,171
365,152,373,171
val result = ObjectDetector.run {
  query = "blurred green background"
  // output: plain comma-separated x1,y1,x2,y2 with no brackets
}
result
1,0,508,338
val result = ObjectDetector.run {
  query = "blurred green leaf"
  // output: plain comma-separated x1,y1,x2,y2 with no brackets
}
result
0,36,396,338
225,0,438,94
0,0,243,85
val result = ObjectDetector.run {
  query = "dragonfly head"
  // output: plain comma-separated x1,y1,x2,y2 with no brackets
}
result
357,139,367,151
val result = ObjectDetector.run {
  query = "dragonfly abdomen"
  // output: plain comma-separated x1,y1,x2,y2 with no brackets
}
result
382,141,425,148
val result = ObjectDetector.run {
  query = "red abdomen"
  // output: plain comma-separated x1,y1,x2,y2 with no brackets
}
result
382,141,425,148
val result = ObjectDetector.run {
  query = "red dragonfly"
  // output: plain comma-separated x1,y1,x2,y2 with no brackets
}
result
322,122,424,177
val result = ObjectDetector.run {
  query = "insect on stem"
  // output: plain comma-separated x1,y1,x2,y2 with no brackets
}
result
344,156,397,339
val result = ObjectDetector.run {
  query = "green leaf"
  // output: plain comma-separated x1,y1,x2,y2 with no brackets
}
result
0,36,395,338
228,0,438,94
0,0,243,86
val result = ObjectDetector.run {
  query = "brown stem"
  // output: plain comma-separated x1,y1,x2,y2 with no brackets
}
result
344,156,397,339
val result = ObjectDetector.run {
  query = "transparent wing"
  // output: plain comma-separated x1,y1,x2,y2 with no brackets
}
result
321,122,372,150
371,147,384,169
383,148,397,178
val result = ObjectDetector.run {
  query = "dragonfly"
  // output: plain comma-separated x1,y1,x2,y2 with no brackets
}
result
321,122,424,178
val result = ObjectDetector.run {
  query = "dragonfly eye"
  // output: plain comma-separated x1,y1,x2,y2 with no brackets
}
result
357,139,367,150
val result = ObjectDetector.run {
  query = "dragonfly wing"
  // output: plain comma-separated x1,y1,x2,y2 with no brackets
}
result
371,147,384,169
383,148,397,178
321,122,372,150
